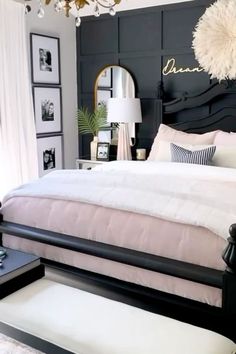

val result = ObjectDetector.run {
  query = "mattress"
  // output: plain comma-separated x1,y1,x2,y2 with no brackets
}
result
1,196,225,307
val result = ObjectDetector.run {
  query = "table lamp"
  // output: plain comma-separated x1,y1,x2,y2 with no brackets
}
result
107,98,142,160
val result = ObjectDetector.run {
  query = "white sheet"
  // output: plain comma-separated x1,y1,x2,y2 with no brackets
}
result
3,161,236,241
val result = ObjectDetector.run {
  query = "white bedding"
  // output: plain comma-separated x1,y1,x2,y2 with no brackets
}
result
3,161,236,241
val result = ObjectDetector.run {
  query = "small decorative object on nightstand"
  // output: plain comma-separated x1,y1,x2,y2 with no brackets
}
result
0,247,7,267
96,142,110,161
136,148,146,161
76,159,107,170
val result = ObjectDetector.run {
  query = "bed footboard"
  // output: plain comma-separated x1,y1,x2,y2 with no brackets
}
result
222,224,236,315
0,219,223,288
1,215,236,340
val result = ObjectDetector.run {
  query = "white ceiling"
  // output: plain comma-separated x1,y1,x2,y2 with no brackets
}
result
73,0,193,17
14,0,194,18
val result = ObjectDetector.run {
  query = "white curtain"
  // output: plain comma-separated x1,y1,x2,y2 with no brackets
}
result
0,0,38,201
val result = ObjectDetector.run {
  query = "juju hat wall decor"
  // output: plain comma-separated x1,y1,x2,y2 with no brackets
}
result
192,0,236,81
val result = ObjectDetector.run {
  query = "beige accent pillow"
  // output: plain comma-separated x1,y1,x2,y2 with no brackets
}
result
151,140,236,168
148,124,218,161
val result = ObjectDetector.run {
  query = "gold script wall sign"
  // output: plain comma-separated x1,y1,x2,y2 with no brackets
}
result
162,58,204,76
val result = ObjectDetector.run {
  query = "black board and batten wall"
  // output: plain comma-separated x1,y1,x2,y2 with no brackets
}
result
76,0,235,158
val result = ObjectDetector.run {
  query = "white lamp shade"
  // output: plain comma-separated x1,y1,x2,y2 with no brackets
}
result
107,98,142,123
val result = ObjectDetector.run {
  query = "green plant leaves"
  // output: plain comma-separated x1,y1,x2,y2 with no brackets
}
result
77,103,108,137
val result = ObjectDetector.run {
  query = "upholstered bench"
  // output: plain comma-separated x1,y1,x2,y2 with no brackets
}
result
0,279,235,354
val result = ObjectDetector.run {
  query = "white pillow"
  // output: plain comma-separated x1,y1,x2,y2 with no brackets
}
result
214,131,236,145
213,146,236,168
148,124,218,161
152,140,215,162
154,141,236,168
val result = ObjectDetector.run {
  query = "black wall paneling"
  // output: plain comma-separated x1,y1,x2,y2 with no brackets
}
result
119,12,161,53
76,0,230,158
162,6,205,50
80,18,119,55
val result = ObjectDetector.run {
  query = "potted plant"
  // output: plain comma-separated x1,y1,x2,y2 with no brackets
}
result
77,103,109,160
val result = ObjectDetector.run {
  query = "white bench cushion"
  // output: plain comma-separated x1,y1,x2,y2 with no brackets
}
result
0,279,235,354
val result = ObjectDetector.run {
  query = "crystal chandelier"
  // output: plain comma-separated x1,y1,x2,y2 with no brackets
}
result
24,0,121,27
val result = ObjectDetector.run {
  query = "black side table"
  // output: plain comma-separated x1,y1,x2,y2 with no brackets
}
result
0,248,44,299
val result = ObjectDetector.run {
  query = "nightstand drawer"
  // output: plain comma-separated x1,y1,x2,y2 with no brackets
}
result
76,159,107,170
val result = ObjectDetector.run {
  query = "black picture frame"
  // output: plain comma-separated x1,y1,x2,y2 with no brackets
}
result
97,67,112,88
96,89,112,110
33,86,62,135
96,142,110,161
37,135,63,177
30,33,61,85
97,89,112,143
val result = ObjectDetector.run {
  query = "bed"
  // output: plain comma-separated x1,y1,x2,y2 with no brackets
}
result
1,81,236,341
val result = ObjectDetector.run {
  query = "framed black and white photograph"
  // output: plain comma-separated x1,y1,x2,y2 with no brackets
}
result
33,86,62,135
97,67,111,88
30,33,60,84
97,89,112,143
97,89,112,109
98,130,111,144
96,142,110,161
37,135,63,176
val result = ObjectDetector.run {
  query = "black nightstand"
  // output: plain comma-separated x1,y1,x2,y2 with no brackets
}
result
0,248,44,299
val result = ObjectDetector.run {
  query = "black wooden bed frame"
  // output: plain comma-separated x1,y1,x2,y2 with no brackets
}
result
1,81,236,351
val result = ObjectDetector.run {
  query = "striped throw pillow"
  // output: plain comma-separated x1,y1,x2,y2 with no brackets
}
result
170,143,216,165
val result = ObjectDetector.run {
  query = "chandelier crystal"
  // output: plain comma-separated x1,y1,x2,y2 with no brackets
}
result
24,0,121,26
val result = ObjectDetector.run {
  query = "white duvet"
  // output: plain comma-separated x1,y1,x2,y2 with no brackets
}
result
3,161,236,241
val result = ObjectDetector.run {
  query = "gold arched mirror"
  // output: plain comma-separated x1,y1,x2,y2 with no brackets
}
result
94,65,135,145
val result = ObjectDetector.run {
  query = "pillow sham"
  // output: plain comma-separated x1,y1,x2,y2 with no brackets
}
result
212,146,236,168
154,140,236,168
149,140,216,162
214,131,236,145
170,143,216,165
148,124,218,161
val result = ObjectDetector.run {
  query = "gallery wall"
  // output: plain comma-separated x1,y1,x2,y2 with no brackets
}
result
76,0,220,158
24,1,78,169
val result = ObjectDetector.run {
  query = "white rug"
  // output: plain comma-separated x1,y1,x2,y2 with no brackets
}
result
0,333,44,354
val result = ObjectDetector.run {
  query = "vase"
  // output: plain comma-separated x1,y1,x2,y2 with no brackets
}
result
90,136,98,161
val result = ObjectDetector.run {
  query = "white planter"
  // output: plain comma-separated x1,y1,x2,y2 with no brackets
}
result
90,136,98,161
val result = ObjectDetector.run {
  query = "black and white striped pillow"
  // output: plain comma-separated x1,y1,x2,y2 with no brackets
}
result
170,143,216,165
